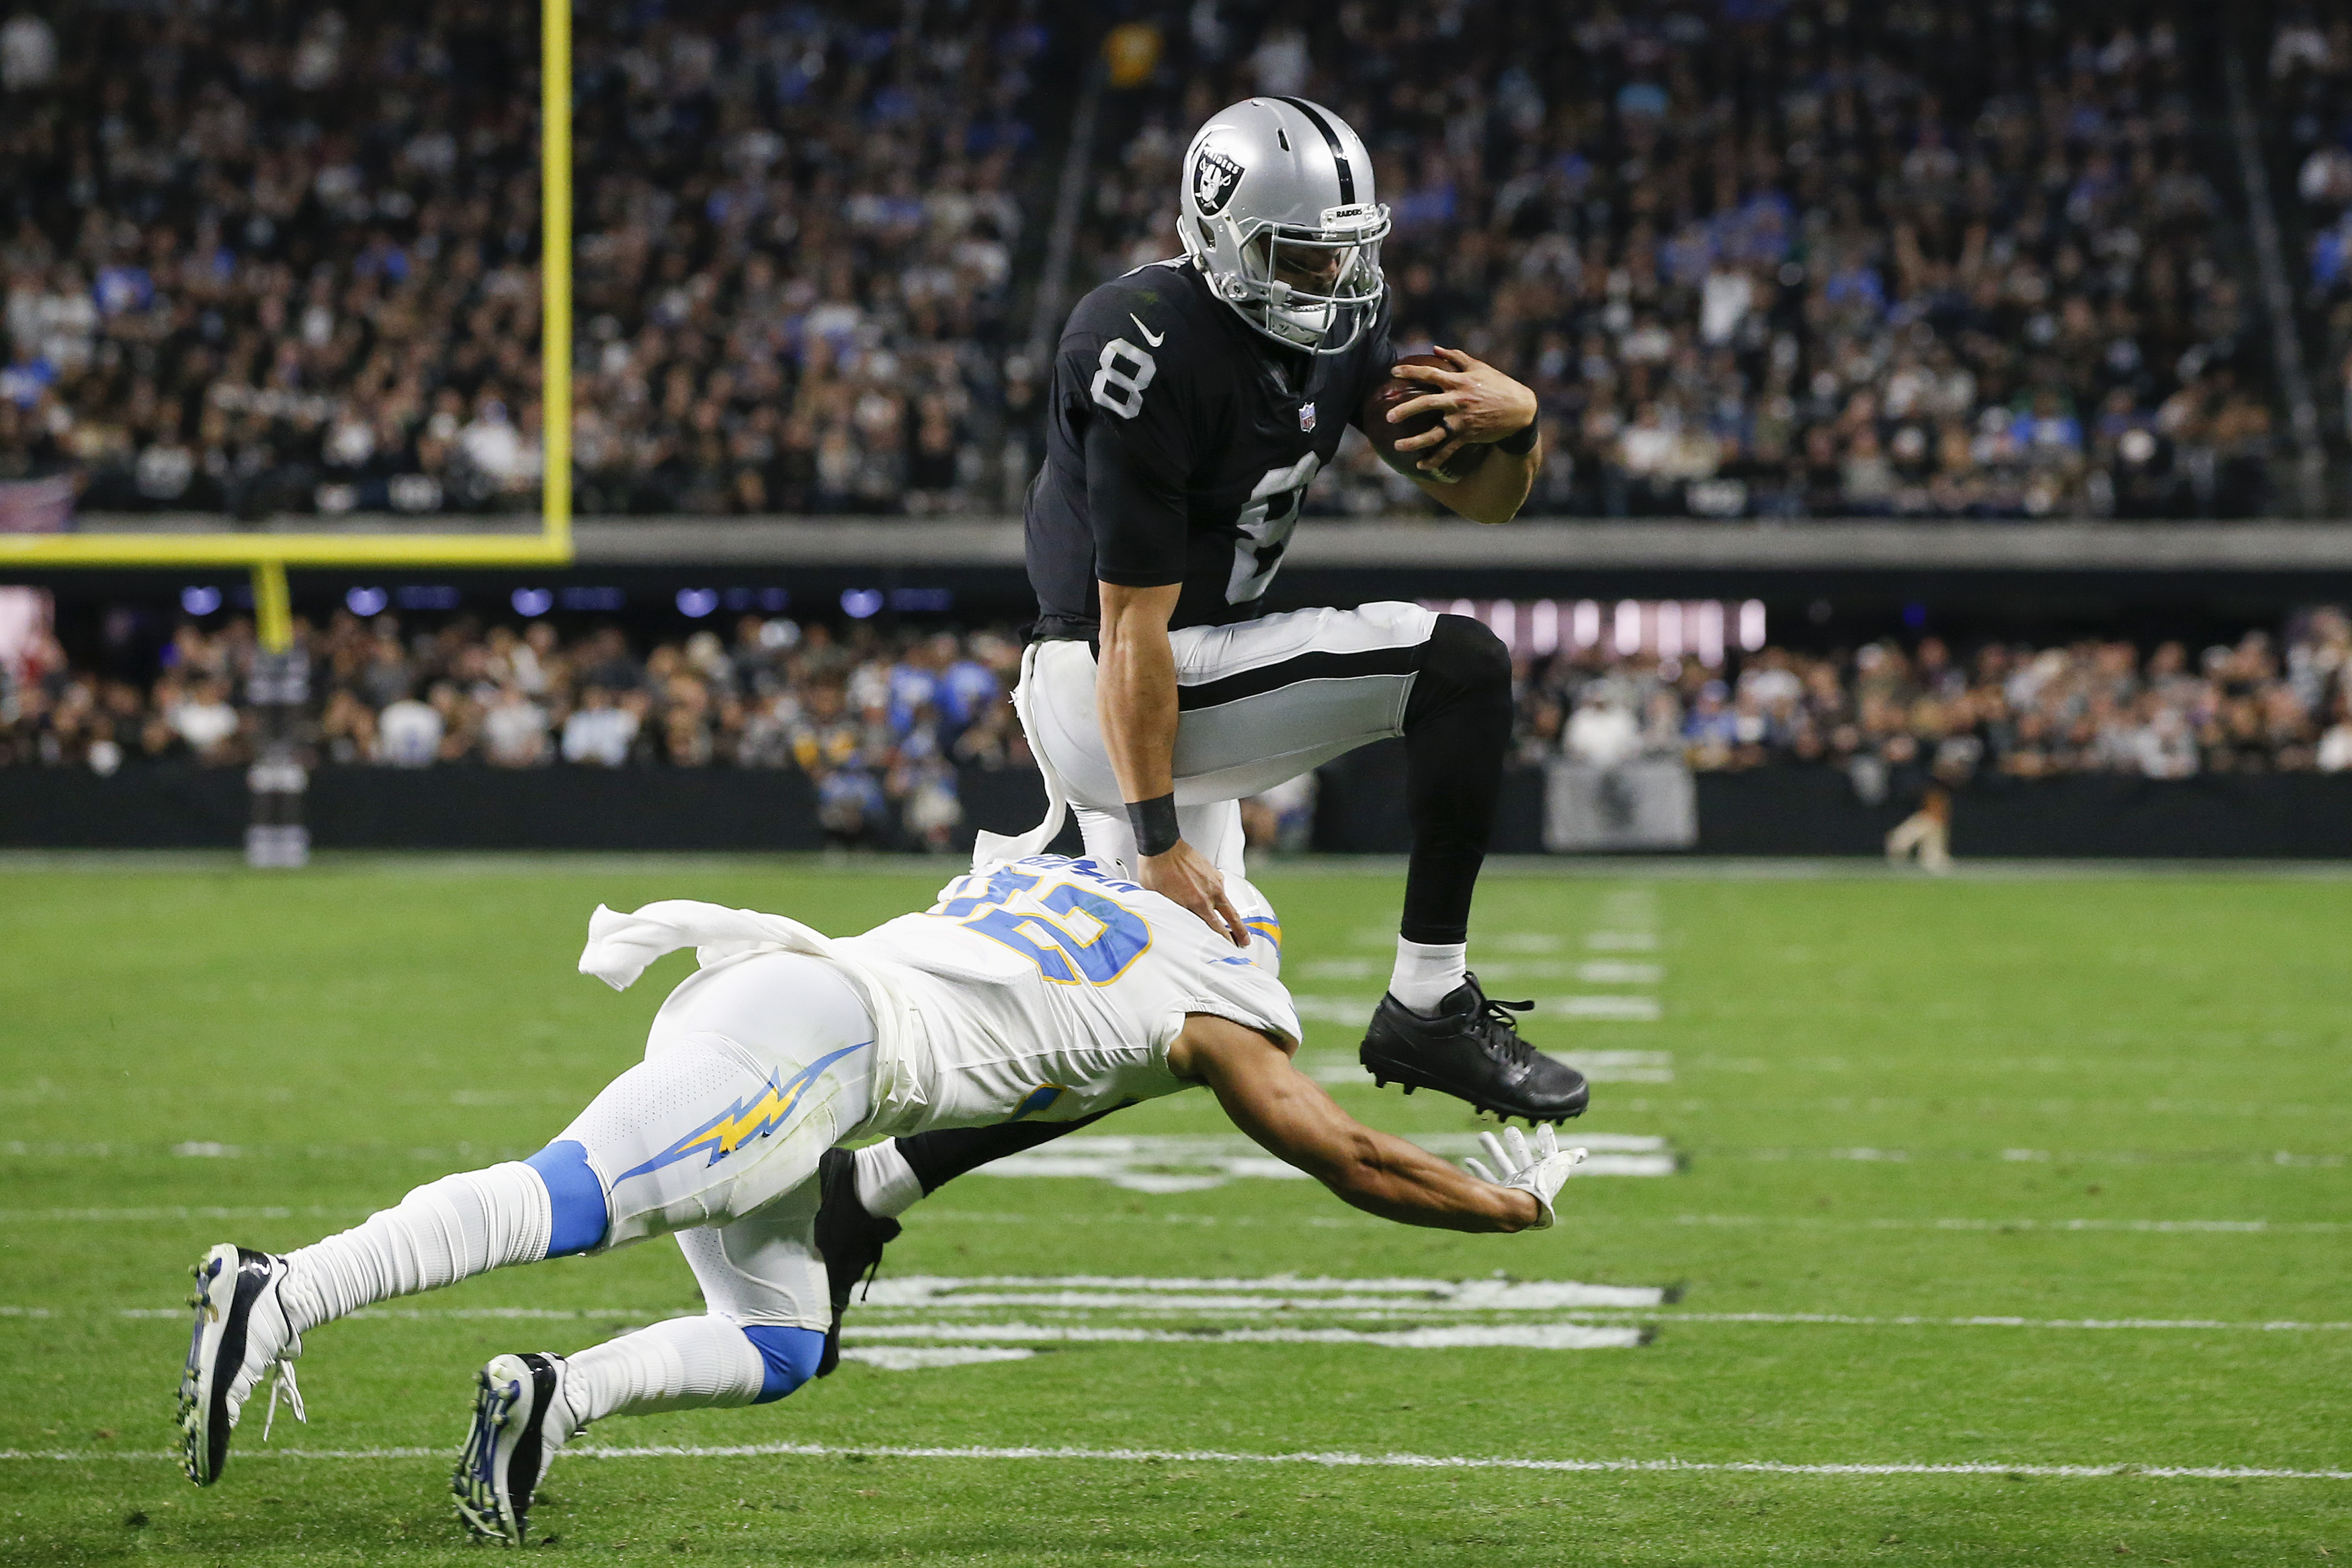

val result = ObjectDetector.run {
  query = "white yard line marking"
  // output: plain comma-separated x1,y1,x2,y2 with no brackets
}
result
47,1299,2350,1338
856,1275,1669,1311
1725,1147,2348,1169
837,1346,1036,1372
1658,1215,2352,1235
7,1442,2343,1481
5,1208,2322,1236
1293,994,1661,1026
0,1206,372,1224
1303,959,1667,984
1488,932,1567,953
1548,996,1662,1022
1290,996,1378,1025
968,1133,1678,1188
1585,932,1658,951
1570,961,1665,984
837,1315,2352,1341
841,1323,1647,1349
1617,1313,2352,1332
1306,1050,1673,1086
909,1210,2352,1235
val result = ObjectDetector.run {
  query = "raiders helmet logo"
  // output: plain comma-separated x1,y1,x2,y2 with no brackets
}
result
1192,148,1245,217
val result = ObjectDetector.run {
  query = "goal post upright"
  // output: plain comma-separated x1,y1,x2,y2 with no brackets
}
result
0,0,579,863
0,0,576,575
542,0,573,559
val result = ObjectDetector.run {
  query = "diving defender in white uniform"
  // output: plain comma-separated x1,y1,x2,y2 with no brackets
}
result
174,856,1585,1545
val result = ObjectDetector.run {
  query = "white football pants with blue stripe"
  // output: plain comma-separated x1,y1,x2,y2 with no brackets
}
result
275,952,875,1424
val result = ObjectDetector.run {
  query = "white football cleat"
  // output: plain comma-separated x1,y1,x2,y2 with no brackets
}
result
176,1244,306,1486
454,1352,578,1547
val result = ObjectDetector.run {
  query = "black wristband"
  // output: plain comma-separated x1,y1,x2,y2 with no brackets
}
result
1126,792,1180,857
1495,419,1539,455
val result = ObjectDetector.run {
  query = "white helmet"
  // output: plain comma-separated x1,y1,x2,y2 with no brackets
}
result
1221,871,1285,979
1178,97,1390,355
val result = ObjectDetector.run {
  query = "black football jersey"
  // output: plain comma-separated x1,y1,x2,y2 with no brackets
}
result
1025,259,1396,638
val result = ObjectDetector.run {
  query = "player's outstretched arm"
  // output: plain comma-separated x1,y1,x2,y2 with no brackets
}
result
1167,1014,1576,1232
1390,346,1541,525
1097,580,1246,944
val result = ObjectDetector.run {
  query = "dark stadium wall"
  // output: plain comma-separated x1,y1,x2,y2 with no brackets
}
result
6,760,2351,859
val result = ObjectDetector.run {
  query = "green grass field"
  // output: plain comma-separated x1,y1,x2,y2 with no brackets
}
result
3,855,2349,1565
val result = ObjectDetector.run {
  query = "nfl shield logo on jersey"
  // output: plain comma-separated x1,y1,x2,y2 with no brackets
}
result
1298,402,1316,433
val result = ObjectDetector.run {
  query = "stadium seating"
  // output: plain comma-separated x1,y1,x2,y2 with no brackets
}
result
1083,3,2261,519
2272,9,2352,500
0,1,1054,520
6,611,2348,820
0,2,2303,522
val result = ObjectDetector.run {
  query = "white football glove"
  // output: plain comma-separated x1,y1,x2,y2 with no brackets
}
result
1463,1124,1587,1230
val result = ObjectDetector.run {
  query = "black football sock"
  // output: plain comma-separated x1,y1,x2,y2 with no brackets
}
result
1397,613,1513,948
892,1108,1122,1196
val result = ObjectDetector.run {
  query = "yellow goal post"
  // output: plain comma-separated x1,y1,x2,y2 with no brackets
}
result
0,0,579,652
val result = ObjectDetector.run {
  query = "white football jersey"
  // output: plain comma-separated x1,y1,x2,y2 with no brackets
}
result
835,855,1300,1133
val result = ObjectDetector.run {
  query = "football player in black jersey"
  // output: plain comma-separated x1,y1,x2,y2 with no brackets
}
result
803,99,1587,1354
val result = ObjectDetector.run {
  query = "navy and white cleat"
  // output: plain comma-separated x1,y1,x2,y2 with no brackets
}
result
454,1352,577,1547
176,1244,306,1486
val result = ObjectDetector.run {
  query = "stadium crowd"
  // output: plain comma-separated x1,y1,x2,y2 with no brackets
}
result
1515,606,2352,789
0,608,1030,848
0,0,1050,521
1087,1,2270,521
7,607,2351,816
2273,9,2352,476
0,0,2305,523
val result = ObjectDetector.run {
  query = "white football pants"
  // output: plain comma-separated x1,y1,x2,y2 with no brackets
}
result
1021,601,1439,876
554,950,878,1332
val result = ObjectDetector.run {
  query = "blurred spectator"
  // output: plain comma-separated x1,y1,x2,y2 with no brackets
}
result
482,684,550,768
2319,693,2352,771
164,675,241,763
376,685,444,768
1884,785,1954,873
561,687,636,769
1565,689,1642,768
1240,771,1318,855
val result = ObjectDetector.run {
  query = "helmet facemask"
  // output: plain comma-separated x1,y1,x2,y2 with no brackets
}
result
1187,205,1390,355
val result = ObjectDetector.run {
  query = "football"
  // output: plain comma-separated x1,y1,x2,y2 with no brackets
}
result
1358,354,1494,485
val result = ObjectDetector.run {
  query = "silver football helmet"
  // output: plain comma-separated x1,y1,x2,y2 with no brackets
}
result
1178,97,1390,355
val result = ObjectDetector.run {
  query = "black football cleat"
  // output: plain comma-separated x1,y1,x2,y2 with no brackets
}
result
811,1146,900,1377
1359,973,1591,1123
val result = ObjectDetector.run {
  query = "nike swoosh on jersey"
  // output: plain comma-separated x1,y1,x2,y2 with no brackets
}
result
1128,312,1165,347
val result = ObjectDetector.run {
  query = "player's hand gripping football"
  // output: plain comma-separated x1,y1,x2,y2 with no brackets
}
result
1140,839,1249,947
1388,346,1539,474
1462,1124,1587,1230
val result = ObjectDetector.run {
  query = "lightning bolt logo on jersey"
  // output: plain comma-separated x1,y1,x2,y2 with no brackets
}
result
614,1043,867,1182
